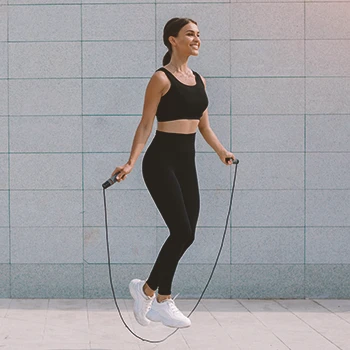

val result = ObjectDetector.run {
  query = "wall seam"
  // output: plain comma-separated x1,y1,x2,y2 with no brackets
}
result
229,0,233,299
7,0,11,298
303,0,307,299
81,1,85,297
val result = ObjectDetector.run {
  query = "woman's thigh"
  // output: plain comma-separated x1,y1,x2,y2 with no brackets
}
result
174,153,200,232
142,150,192,235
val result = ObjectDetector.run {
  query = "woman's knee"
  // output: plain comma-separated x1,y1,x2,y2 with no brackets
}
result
175,230,195,251
183,233,195,251
188,234,195,246
169,225,193,245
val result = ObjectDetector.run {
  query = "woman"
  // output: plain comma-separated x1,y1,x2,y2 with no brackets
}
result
110,17,235,329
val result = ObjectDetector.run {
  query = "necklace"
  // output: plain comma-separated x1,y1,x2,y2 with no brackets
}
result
167,63,193,78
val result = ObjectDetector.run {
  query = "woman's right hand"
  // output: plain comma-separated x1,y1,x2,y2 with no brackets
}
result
111,162,133,182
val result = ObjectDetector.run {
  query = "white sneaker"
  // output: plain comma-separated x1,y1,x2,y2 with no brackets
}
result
146,294,191,328
129,279,155,326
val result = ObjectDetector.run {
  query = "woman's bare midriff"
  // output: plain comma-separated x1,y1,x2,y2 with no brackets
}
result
157,119,199,134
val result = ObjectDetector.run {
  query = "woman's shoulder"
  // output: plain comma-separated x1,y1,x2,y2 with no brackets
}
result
145,68,171,95
151,68,171,84
154,66,173,79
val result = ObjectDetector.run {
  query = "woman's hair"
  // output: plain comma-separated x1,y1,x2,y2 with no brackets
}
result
162,17,198,66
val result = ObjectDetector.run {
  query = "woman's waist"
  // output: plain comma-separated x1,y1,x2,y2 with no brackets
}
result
157,119,199,134
148,130,196,152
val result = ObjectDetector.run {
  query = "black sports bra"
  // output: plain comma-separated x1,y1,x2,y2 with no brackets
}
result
155,67,209,122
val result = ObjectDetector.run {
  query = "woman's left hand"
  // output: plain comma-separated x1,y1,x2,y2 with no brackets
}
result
219,150,236,165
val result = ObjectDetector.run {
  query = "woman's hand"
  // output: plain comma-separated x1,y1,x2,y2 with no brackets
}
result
218,150,236,165
111,162,133,182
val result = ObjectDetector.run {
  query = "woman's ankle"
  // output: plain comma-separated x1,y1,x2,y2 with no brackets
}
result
157,294,171,303
143,283,155,298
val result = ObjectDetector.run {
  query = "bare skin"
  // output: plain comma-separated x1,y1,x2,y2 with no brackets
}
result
157,119,199,134
111,22,236,303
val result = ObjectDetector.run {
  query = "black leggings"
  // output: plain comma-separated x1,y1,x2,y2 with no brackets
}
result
142,130,200,295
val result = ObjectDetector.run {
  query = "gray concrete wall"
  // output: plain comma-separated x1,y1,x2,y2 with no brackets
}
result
0,0,349,298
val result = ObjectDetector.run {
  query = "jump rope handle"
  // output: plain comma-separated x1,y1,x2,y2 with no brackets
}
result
226,157,239,164
102,171,121,189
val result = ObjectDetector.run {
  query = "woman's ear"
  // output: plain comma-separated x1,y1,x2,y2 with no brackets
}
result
168,35,176,47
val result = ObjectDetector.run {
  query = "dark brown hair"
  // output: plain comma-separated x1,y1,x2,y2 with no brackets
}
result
162,17,198,66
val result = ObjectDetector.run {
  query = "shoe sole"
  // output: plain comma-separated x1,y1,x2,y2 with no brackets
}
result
147,309,191,328
163,322,191,329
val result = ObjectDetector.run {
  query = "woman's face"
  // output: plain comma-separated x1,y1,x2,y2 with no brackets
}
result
170,22,201,56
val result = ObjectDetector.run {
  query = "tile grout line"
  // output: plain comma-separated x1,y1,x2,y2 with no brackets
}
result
0,225,298,228
5,227,350,229
81,1,85,299
229,4,233,297
236,299,292,350
200,302,237,347
275,299,343,350
3,75,350,79
6,1,232,5
303,0,307,299
7,0,11,298
313,299,350,326
154,1,158,279
3,113,349,116
154,1,157,70
2,262,347,266
1,151,350,154
2,151,350,156
6,188,350,191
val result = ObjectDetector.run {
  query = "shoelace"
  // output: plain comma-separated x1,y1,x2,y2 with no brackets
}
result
166,293,183,316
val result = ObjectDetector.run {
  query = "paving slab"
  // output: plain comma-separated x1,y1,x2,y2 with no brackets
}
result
0,299,349,350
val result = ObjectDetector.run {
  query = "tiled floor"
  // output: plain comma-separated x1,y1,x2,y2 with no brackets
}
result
0,298,350,350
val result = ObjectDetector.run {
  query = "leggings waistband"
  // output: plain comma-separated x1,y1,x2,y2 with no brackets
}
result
150,130,196,152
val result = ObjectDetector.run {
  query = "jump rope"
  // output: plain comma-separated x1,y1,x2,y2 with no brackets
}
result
102,156,239,343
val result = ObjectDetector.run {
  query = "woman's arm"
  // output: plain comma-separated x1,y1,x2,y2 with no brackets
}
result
198,109,226,156
198,75,235,165
111,71,168,181
126,122,152,168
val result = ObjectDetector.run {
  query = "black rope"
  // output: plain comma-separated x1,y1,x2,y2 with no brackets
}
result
102,162,239,343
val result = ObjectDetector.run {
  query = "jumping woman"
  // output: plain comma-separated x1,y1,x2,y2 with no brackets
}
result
110,17,236,329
